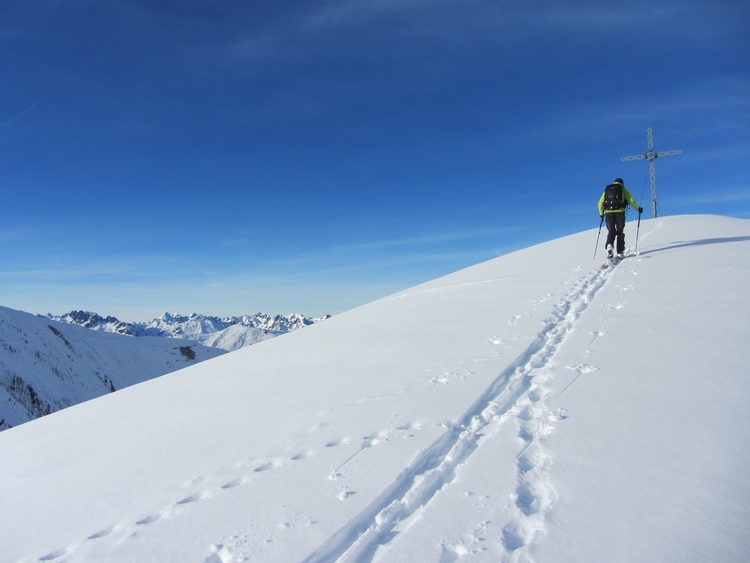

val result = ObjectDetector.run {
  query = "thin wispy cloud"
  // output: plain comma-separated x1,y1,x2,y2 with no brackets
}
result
2,98,48,128
1,1,746,318
1,54,106,128
534,4,678,30
527,76,750,147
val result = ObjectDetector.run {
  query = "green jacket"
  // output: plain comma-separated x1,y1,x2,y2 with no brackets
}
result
598,181,640,216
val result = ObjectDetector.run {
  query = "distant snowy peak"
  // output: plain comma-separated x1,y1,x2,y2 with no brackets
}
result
242,312,333,333
49,310,134,335
145,313,238,339
46,310,332,351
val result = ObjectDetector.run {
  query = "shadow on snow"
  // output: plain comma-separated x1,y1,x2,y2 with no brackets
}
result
638,236,750,256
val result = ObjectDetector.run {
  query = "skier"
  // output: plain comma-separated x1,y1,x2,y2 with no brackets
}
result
598,178,643,259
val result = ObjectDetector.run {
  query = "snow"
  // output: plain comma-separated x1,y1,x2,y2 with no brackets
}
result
0,214,748,563
48,311,330,352
0,307,226,429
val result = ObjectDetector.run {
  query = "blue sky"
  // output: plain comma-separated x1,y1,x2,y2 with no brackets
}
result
1,0,748,320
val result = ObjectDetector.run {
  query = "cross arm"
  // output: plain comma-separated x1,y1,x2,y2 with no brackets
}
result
621,149,682,162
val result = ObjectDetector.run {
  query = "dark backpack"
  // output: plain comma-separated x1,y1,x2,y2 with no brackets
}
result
603,183,625,211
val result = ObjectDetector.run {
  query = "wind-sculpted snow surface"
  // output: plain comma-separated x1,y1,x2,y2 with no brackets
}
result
0,215,748,563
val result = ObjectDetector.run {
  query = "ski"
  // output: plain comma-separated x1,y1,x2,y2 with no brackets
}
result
600,255,623,270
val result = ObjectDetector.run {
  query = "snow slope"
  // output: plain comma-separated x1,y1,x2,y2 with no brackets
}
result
0,215,748,563
0,307,226,430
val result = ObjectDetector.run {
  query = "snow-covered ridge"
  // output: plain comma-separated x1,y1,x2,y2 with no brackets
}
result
0,306,226,431
1,215,748,563
46,310,332,351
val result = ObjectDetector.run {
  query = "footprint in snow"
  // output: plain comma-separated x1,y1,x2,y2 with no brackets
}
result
337,488,356,500
396,421,424,437
502,518,534,551
532,293,554,308
176,492,208,505
204,544,234,563
588,328,608,345
88,526,116,540
527,385,547,403
439,543,469,563
567,364,599,375
518,404,542,422
363,429,389,444
430,370,468,388
325,437,351,448
516,473,553,516
136,513,164,526
291,450,314,461
254,458,283,472
359,436,376,449
221,476,250,489
517,443,545,473
507,314,522,327
39,549,68,561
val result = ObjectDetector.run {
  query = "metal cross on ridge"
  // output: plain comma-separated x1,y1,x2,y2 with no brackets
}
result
621,128,682,218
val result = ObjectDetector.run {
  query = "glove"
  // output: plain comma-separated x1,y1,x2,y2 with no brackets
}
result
638,207,643,213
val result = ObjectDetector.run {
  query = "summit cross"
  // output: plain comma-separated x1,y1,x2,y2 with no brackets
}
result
621,128,682,218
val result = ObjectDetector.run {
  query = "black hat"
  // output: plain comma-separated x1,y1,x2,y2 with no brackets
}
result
614,178,624,184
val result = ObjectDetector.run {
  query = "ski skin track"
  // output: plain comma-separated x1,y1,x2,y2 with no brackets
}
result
300,260,617,563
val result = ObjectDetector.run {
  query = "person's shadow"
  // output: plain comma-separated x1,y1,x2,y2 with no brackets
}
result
638,236,750,256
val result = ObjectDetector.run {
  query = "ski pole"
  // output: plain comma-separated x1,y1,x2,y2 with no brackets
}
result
634,209,642,255
593,215,604,259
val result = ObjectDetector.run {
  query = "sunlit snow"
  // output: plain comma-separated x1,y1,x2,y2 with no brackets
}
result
1,215,748,563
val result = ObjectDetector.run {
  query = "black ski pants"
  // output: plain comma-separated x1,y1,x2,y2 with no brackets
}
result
605,212,626,254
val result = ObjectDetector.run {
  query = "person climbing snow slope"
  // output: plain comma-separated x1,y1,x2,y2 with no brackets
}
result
598,178,643,259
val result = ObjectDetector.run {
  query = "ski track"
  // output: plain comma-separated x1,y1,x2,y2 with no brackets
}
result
29,226,659,563
300,260,618,563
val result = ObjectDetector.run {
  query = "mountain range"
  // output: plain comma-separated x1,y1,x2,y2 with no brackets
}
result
1,309,329,431
47,310,332,351
0,306,227,431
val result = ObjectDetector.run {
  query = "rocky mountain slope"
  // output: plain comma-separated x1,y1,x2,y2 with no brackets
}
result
0,306,226,431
